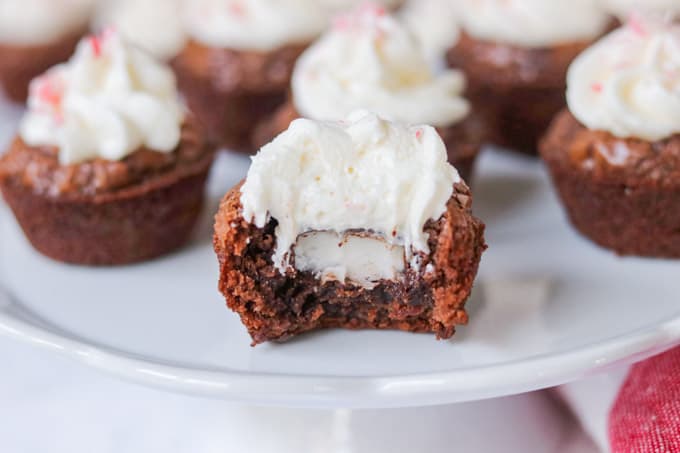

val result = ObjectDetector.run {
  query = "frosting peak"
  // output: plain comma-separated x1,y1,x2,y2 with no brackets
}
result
457,0,610,48
567,19,680,141
240,111,460,273
183,0,327,51
20,30,184,165
292,4,469,127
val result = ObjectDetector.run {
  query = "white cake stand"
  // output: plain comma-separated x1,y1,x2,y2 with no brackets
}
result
0,100,675,452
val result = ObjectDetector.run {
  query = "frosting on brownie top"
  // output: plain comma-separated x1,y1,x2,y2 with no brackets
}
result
602,0,680,19
0,0,93,45
94,0,186,60
20,30,184,165
292,4,469,127
183,0,327,51
567,18,680,141
400,0,461,60
240,111,460,273
456,0,610,48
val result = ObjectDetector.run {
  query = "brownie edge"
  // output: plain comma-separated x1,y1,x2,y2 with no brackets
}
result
214,182,486,345
540,109,680,257
1,152,214,265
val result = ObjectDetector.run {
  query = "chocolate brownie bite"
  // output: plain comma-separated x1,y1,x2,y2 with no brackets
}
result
446,0,612,155
0,31,215,265
0,0,94,102
253,4,485,182
171,0,328,151
540,18,680,257
215,111,486,345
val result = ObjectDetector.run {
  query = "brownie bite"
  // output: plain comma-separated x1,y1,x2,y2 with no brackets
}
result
253,5,485,182
540,19,680,257
446,0,612,154
0,0,93,102
171,0,328,151
215,111,486,345
0,31,215,265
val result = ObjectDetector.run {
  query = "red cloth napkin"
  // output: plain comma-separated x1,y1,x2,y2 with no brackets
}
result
609,347,680,453
559,347,680,453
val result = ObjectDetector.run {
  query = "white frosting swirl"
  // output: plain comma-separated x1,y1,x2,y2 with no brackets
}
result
457,0,610,47
400,0,461,61
240,111,460,273
20,30,184,165
0,0,93,45
602,0,680,20
567,20,680,141
292,5,469,127
94,0,186,60
183,0,327,51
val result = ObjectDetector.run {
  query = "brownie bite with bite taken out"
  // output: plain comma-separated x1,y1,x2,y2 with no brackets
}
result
214,111,486,345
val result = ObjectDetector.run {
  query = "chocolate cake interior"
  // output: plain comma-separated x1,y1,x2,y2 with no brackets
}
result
231,219,444,344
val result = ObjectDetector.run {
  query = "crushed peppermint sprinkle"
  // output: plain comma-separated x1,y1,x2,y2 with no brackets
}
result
89,35,102,57
33,74,65,123
228,1,245,17
333,2,387,32
88,27,115,58
591,82,603,93
37,77,63,107
628,13,648,37
358,3,387,17
415,129,423,139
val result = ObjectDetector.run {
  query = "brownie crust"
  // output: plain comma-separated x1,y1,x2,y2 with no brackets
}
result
540,110,680,257
252,101,486,183
0,30,83,103
0,118,216,265
214,182,486,345
171,40,308,151
447,31,602,155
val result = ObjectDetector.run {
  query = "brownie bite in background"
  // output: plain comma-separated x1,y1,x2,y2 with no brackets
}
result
254,4,485,182
171,0,328,151
0,0,94,102
447,0,612,154
215,111,486,345
0,30,215,265
540,18,680,257
93,0,186,62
